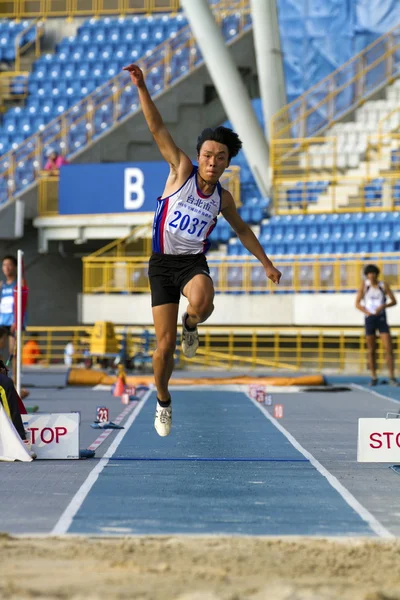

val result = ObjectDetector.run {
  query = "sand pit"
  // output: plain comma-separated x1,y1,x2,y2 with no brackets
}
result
1,535,400,599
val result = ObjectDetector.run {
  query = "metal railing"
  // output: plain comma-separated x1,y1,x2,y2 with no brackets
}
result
37,165,240,220
378,103,400,136
38,174,59,216
0,1,251,206
82,254,400,294
272,133,400,213
14,18,44,71
16,325,400,373
0,20,43,108
271,23,400,140
0,71,29,102
0,0,180,18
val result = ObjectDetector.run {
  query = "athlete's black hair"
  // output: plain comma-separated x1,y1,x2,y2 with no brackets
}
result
2,255,17,267
364,264,380,277
196,126,243,162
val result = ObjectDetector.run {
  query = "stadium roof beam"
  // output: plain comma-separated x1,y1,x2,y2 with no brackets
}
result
250,0,287,140
180,0,270,196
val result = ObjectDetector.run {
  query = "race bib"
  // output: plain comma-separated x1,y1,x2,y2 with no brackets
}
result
0,294,13,314
166,209,213,241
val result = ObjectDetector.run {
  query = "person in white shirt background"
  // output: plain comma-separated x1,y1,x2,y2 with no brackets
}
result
355,264,398,387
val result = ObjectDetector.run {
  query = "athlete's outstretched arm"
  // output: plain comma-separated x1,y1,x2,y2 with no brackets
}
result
221,190,281,284
123,64,192,175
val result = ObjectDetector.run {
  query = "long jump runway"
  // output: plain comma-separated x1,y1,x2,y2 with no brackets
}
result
2,374,400,538
54,384,397,538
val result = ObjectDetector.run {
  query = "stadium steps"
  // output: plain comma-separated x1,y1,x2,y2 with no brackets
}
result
292,78,400,211
0,9,256,241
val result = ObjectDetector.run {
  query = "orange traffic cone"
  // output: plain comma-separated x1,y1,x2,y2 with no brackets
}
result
113,375,125,397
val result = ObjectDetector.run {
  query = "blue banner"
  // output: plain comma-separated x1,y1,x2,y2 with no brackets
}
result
58,162,170,215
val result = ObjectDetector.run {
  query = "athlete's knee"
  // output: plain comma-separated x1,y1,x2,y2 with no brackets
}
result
155,335,176,361
192,300,214,322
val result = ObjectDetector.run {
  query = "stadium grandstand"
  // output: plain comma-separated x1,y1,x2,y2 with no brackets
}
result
0,0,400,368
3,1,400,589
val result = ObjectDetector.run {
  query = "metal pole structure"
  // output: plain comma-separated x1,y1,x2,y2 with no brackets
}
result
250,0,287,140
16,250,23,397
180,0,270,196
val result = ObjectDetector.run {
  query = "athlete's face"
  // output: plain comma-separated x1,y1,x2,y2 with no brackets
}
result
2,259,16,280
197,141,229,184
366,272,378,284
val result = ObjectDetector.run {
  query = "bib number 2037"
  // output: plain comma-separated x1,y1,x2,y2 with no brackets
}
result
169,211,208,237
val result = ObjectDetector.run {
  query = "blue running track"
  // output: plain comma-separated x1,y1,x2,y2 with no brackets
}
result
68,389,375,536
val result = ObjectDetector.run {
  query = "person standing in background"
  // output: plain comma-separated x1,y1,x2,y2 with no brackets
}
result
44,149,68,175
0,255,18,362
355,264,399,386
22,333,41,366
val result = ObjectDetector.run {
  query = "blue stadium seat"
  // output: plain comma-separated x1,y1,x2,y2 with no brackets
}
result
40,99,54,116
222,14,240,40
0,135,9,153
64,63,76,79
66,81,81,98
358,241,371,254
80,80,96,96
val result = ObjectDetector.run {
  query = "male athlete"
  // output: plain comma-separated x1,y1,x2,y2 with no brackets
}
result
355,264,398,386
0,255,18,362
123,64,282,437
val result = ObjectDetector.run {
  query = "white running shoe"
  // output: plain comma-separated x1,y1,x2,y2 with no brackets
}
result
181,312,199,358
154,402,172,437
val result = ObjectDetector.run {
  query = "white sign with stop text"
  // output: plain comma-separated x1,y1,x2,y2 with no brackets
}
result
358,418,400,462
23,413,80,459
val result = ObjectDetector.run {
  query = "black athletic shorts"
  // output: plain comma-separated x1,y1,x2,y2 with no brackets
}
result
148,253,212,307
365,313,390,336
0,325,13,337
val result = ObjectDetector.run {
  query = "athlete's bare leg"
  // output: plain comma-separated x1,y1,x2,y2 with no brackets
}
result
183,274,215,328
380,332,395,380
152,303,179,401
8,333,15,362
0,331,7,361
366,334,377,380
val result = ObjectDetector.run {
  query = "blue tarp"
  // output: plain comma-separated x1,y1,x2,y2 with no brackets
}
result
278,0,400,104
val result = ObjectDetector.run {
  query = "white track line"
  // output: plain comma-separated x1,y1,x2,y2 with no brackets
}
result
87,402,138,452
351,383,400,405
246,392,394,539
52,389,153,535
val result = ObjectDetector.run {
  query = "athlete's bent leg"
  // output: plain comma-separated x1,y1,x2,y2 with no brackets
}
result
380,332,396,381
152,303,179,401
366,334,377,382
183,274,215,329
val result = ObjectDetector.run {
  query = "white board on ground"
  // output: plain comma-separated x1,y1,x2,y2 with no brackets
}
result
358,418,400,462
23,413,80,459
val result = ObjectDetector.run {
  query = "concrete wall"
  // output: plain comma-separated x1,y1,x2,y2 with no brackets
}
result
81,292,400,327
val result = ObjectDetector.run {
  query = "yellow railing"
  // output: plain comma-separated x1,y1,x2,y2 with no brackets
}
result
271,23,400,140
17,325,400,373
36,165,240,221
0,71,29,103
378,103,400,136
272,133,400,213
14,18,44,72
0,0,180,18
38,174,59,216
0,1,250,206
82,254,400,294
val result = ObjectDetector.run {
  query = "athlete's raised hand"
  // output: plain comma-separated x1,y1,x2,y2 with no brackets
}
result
122,63,145,87
265,264,282,285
